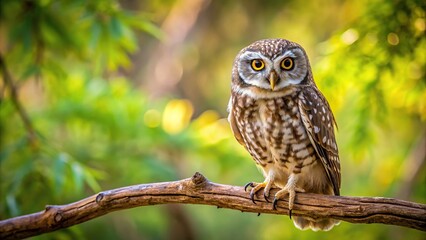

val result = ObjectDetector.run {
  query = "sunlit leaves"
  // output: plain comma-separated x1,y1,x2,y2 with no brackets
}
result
310,11,425,240
1,0,161,81
0,0,162,223
315,0,425,168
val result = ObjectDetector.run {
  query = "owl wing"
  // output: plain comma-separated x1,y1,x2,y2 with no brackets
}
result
298,87,341,196
227,96,245,146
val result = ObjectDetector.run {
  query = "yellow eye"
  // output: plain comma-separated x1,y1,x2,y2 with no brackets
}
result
251,59,265,71
280,57,294,70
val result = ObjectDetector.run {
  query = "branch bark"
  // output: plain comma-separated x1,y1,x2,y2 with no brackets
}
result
1,172,425,239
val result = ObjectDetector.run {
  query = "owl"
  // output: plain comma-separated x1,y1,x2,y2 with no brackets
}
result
227,38,341,231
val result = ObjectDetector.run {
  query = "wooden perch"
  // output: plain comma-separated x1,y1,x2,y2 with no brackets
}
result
1,172,425,239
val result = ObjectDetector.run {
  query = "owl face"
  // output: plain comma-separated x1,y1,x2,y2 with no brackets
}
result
234,39,310,93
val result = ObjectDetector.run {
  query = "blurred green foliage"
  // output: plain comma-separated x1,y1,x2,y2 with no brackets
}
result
0,0,425,239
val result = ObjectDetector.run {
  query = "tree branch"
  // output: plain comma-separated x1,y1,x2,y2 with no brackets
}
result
1,172,425,239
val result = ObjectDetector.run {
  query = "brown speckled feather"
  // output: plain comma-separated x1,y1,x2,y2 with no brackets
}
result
228,38,341,231
298,86,341,195
228,97,245,147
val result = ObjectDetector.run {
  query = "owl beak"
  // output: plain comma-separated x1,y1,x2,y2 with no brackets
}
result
269,71,278,90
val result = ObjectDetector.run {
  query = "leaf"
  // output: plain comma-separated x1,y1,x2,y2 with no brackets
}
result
109,16,123,39
89,21,101,51
53,153,68,194
82,167,102,192
71,162,84,193
9,156,34,193
6,194,20,216
119,11,164,40
136,20,164,40
42,7,79,48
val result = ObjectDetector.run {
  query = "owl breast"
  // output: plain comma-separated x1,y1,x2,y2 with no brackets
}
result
232,91,329,192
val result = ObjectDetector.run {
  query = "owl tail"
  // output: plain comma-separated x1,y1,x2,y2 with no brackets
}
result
292,216,340,231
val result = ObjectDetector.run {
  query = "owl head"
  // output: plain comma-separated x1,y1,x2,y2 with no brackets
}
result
232,38,313,98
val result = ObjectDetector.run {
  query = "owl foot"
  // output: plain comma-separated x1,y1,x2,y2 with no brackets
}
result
272,178,305,219
244,179,274,204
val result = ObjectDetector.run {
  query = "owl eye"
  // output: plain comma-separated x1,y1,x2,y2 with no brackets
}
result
251,59,265,71
280,57,294,70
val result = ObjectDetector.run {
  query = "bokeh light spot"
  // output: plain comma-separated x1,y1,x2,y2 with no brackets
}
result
144,109,161,128
341,29,359,45
387,32,400,45
162,99,193,134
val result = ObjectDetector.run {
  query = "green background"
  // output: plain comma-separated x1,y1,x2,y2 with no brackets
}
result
1,0,425,239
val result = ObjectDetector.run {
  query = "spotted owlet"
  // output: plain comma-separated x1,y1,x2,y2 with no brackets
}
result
227,38,341,231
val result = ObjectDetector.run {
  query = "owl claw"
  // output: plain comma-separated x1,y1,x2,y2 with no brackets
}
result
272,181,305,219
272,196,292,215
244,182,254,192
249,190,257,204
244,181,271,204
272,197,278,210
263,192,270,202
272,197,292,218
272,196,292,219
244,182,258,204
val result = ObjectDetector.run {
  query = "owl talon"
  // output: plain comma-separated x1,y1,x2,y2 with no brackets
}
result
272,175,305,218
244,182,254,192
244,181,271,204
272,196,293,219
263,192,270,202
249,190,257,204
272,197,278,210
